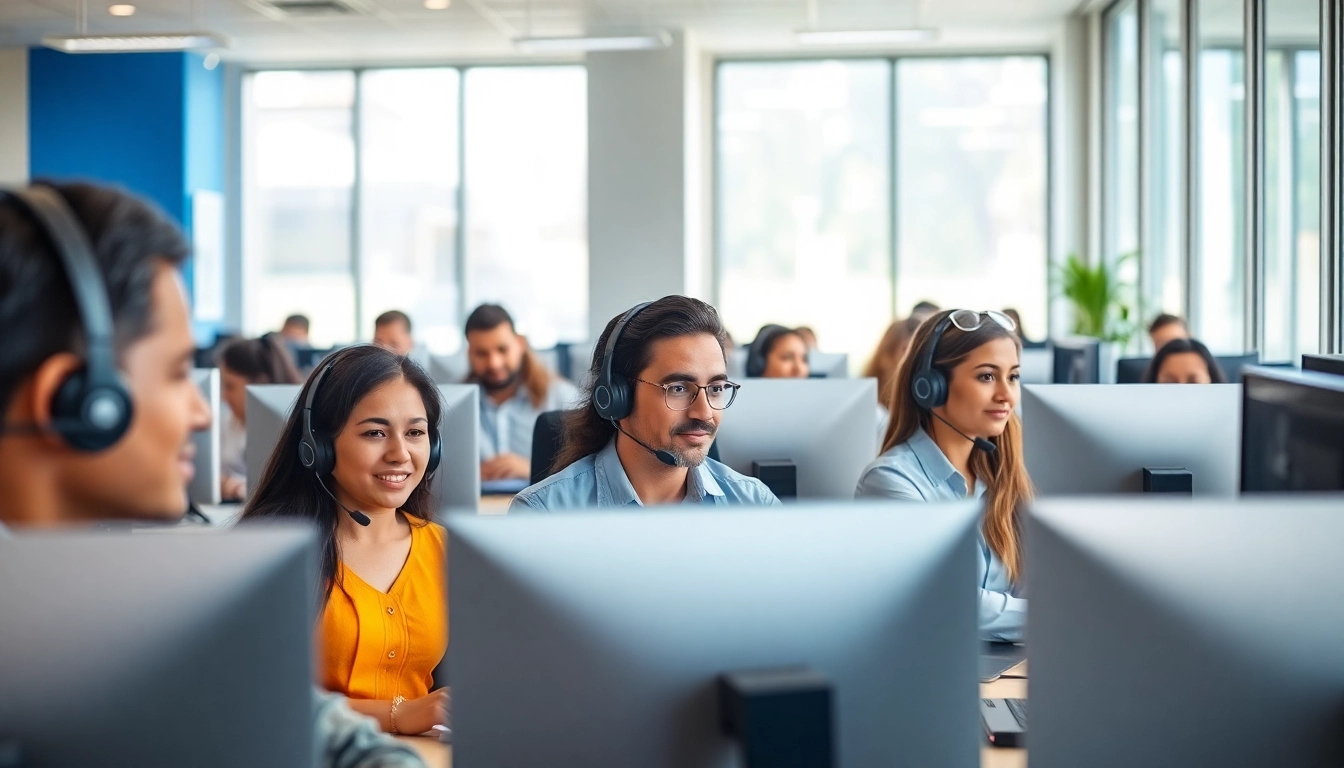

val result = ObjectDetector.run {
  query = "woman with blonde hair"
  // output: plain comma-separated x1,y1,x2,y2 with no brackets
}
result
856,309,1033,642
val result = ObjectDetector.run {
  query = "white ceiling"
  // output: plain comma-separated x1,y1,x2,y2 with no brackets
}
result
0,0,1087,65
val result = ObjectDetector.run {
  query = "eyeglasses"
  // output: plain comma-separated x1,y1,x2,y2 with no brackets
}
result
633,378,741,411
948,309,1016,334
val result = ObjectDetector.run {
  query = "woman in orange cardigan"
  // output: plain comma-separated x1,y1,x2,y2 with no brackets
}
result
244,344,448,735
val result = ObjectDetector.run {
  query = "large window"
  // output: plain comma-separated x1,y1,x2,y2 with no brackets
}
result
895,57,1049,343
244,66,586,351
716,55,1049,366
716,60,892,363
244,71,357,347
464,67,588,348
1103,0,1141,341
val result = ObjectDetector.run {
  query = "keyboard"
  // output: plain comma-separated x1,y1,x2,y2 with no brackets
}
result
980,697,1026,748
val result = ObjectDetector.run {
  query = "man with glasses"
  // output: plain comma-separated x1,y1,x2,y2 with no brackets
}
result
510,296,780,510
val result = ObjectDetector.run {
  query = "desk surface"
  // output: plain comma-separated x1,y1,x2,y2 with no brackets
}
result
396,660,1029,768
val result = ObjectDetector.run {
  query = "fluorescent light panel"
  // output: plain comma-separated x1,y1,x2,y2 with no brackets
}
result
514,31,671,53
795,28,938,45
42,32,229,53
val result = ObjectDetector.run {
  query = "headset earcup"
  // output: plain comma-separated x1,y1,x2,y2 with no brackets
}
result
911,370,949,411
605,379,633,422
51,368,134,452
312,436,336,477
427,429,442,475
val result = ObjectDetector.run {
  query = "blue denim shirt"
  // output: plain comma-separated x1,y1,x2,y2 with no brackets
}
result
510,437,781,511
855,427,1026,642
478,378,579,462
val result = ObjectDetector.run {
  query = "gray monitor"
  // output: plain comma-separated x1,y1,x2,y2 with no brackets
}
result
1240,366,1344,492
428,350,468,384
1019,346,1054,385
807,350,849,378
1028,497,1344,767
1020,383,1241,497
713,378,878,499
246,383,481,513
0,526,316,766
448,502,983,767
727,347,748,380
1302,353,1344,377
189,368,222,505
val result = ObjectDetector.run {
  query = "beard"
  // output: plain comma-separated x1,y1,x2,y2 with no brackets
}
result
666,419,718,468
478,367,521,393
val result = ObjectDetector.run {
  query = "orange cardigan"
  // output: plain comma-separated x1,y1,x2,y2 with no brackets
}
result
318,520,448,702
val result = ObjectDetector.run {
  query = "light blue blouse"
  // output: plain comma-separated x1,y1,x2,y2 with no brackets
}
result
855,427,1026,642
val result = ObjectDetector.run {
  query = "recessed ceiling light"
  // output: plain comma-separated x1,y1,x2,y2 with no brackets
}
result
795,28,938,45
42,32,230,53
424,0,450,9
108,4,136,15
514,32,672,53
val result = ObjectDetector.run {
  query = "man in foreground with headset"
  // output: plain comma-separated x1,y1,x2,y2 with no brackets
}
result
510,295,779,510
0,181,427,768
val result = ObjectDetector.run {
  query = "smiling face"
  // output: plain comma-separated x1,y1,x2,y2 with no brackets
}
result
61,262,213,520
763,333,810,379
933,336,1021,440
624,333,728,468
329,377,432,514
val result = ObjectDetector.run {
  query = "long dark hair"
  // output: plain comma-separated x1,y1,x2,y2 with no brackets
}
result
552,295,729,473
881,310,1033,584
1143,338,1227,383
745,324,804,378
240,344,444,606
218,333,302,385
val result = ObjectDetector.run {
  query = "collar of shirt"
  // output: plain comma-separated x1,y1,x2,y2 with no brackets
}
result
908,426,979,498
593,437,725,506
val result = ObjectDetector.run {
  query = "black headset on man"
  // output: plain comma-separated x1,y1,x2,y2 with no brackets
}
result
0,185,134,452
591,301,682,467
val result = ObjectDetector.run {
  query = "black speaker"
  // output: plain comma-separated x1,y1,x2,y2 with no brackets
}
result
752,460,797,500
718,667,834,768
1143,467,1193,494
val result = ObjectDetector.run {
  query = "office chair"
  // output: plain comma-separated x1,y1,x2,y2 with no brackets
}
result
530,410,720,485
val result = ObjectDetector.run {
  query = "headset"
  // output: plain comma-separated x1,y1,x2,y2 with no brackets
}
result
592,301,653,422
910,313,958,410
297,349,443,479
0,185,134,452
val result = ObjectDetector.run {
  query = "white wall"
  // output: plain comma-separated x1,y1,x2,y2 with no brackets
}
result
586,32,710,338
0,48,28,186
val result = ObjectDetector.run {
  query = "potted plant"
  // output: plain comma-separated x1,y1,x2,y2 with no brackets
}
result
1054,252,1138,381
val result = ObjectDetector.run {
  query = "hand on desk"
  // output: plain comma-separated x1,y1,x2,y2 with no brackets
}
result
481,453,529,481
221,475,246,502
400,688,451,735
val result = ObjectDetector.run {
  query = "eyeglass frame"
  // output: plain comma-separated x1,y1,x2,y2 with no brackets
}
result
947,309,1017,334
631,378,741,411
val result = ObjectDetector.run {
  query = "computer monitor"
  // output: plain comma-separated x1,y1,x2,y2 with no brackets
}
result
807,350,849,378
712,378,878,499
1027,497,1344,766
428,350,468,385
189,368,222,506
1302,353,1344,377
1240,366,1344,492
0,526,316,766
1051,338,1100,384
1020,384,1241,496
727,347,748,380
1019,345,1054,385
1116,352,1261,384
246,383,482,512
294,346,337,372
448,502,983,767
